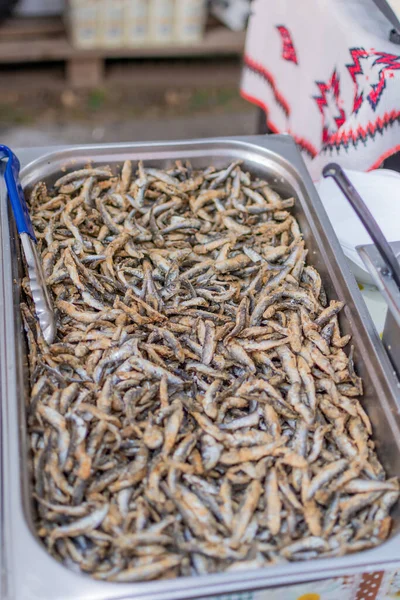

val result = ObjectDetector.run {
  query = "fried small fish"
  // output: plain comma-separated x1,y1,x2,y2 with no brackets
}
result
23,159,395,584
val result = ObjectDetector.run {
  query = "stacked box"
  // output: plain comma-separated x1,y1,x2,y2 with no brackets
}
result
175,0,207,43
149,0,175,45
67,0,207,49
124,0,149,46
99,0,125,47
68,0,100,49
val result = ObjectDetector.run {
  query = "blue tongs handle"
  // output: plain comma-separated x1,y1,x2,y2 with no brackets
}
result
0,144,36,241
0,144,56,344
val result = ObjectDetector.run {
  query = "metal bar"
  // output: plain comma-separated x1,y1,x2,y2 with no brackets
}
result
323,162,400,291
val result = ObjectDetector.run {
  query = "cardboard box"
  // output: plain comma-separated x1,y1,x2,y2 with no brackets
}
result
149,0,175,44
68,0,100,49
124,0,149,47
175,0,207,43
99,0,125,48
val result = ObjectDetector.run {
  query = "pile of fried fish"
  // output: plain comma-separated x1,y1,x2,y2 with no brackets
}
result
22,159,399,583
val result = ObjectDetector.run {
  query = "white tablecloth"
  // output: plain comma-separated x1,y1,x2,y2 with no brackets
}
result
241,0,400,180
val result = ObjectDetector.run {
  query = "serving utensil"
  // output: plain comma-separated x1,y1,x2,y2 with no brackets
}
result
0,144,55,344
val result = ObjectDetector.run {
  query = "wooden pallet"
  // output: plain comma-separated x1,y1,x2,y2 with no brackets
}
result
0,16,245,88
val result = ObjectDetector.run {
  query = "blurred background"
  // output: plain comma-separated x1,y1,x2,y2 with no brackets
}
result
0,0,256,148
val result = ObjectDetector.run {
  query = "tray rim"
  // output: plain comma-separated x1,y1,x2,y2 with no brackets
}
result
2,134,400,600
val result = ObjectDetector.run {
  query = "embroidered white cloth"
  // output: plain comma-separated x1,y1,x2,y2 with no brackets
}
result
241,0,400,180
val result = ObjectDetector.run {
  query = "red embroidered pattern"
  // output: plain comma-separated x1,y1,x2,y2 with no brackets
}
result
243,54,291,117
314,69,346,145
288,131,318,159
276,25,298,65
347,48,400,113
321,109,400,152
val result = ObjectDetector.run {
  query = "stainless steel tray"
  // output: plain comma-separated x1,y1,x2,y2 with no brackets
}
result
1,135,400,600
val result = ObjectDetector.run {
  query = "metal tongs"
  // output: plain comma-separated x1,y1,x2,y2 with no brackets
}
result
0,145,56,344
323,162,400,375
